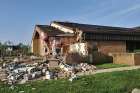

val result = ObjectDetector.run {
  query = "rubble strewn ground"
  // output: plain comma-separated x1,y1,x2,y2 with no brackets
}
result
0,56,97,85
0,55,136,93
132,88,140,93
0,69,7,82
0,69,140,93
0,55,131,85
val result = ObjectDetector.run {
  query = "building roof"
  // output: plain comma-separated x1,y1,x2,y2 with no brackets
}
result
133,26,140,29
53,21,140,35
56,33,74,37
36,25,66,36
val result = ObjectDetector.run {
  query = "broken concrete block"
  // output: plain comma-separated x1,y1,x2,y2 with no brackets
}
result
132,88,140,93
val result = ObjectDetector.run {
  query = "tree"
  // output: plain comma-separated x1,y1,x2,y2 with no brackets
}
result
4,41,13,46
17,43,31,55
0,41,2,57
0,41,2,49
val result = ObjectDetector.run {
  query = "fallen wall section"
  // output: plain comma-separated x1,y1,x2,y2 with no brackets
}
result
69,43,88,56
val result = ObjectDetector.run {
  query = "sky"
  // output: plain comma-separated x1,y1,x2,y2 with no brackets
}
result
0,0,140,44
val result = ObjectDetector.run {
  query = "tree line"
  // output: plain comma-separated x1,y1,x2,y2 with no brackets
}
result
0,41,31,57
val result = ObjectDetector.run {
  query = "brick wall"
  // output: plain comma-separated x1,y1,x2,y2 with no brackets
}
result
134,53,140,65
112,53,140,65
97,41,126,55
112,53,135,65
32,39,41,55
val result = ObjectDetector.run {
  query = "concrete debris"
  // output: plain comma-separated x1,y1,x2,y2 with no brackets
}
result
78,63,97,72
45,71,51,80
10,85,15,90
0,56,97,85
132,88,140,93
0,69,7,82
59,63,73,72
69,73,78,82
13,57,20,62
18,91,25,93
32,87,36,90
59,62,96,73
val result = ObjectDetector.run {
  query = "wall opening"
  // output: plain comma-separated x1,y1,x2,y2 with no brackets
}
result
126,41,140,53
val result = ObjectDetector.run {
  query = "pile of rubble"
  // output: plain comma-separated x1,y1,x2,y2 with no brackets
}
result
0,69,7,82
58,62,97,81
0,56,97,85
76,63,97,72
59,62,96,73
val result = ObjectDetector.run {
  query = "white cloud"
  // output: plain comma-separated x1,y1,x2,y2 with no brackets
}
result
103,4,140,18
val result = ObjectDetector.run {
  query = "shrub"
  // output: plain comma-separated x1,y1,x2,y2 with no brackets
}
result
91,51,113,65
65,52,83,64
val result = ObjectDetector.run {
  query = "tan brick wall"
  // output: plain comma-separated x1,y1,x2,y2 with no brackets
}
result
97,41,126,55
39,39,45,56
112,53,140,66
112,53,135,65
134,53,140,65
32,39,40,55
32,38,45,56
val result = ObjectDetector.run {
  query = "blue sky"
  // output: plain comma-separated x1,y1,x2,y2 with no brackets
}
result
0,0,140,44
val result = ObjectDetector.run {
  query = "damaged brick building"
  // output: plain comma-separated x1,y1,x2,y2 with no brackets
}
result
31,21,140,65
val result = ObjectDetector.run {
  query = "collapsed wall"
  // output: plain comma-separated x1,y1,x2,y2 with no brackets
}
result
69,43,88,56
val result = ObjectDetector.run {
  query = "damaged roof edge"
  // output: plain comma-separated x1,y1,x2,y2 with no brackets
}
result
51,21,76,31
55,33,75,37
52,21,140,33
34,24,72,37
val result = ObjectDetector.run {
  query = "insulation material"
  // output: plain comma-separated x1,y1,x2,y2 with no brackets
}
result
52,39,57,56
69,43,88,56
51,39,62,56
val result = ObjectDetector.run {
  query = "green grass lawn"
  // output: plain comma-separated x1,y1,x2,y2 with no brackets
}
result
0,69,140,93
96,63,129,69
